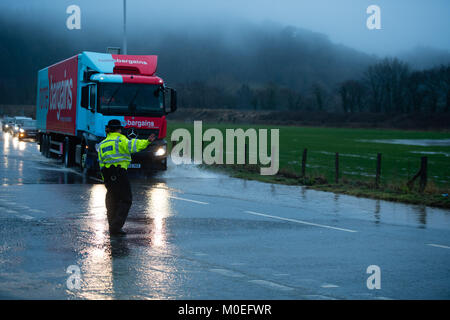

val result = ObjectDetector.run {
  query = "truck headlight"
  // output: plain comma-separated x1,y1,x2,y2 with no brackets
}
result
19,128,25,133
154,146,166,157
5,124,8,128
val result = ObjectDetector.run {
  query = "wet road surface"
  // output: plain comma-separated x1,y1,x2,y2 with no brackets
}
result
0,131,449,299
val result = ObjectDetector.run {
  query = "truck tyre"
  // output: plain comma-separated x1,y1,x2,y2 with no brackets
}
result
39,135,44,154
46,135,51,158
160,158,167,171
80,141,88,173
64,137,74,168
43,135,49,158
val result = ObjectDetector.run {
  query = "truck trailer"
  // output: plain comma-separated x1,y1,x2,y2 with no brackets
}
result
36,51,177,173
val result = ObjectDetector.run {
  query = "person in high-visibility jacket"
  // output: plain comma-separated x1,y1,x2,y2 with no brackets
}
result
98,119,156,236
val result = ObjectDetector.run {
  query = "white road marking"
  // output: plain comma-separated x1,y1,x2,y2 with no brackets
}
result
244,210,358,233
18,214,34,220
14,205,30,210
209,268,244,278
33,166,103,182
427,243,450,250
302,295,337,300
230,262,246,266
194,252,208,256
123,234,148,240
321,284,339,288
2,209,34,220
28,209,46,214
248,279,294,291
169,196,209,205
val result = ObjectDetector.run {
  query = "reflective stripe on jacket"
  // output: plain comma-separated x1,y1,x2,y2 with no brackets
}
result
98,132,151,169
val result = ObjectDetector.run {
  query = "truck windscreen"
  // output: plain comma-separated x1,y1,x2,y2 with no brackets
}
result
98,83,164,116
22,120,36,127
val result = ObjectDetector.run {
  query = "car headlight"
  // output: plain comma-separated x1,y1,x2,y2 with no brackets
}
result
19,128,25,133
15,126,19,130
154,146,166,156
5,124,8,128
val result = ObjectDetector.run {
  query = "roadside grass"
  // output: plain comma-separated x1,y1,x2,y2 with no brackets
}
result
167,122,450,208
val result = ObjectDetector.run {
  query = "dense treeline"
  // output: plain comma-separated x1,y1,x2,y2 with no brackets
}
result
339,59,450,114
0,12,449,115
176,59,450,114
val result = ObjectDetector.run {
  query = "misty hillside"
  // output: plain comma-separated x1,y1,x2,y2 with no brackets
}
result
0,13,375,106
0,11,448,115
399,46,450,70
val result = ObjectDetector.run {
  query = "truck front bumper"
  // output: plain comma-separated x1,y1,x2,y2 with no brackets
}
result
129,139,168,170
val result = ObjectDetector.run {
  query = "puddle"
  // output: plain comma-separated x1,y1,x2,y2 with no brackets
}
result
316,151,375,160
410,151,450,157
156,160,225,180
358,139,450,146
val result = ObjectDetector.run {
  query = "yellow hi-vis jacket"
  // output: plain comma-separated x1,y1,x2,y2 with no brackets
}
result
98,132,151,170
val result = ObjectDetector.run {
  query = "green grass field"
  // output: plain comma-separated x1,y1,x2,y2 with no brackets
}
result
167,122,450,207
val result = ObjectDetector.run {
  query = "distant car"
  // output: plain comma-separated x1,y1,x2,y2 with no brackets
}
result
2,117,14,133
17,119,37,140
11,116,32,137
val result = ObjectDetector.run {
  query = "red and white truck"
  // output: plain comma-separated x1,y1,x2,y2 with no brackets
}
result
36,51,177,173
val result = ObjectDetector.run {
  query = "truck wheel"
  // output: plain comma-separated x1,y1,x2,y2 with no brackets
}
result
43,135,49,157
46,135,52,158
64,137,74,168
160,158,167,171
39,135,44,154
80,142,88,172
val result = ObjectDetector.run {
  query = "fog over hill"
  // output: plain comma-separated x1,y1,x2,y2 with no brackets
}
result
0,13,376,105
399,46,450,70
0,1,449,114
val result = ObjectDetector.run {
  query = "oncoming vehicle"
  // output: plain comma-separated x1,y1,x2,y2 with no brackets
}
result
36,51,177,173
2,116,14,133
12,116,32,137
17,119,37,140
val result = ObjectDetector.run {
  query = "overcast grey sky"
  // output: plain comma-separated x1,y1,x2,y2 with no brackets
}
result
2,0,450,56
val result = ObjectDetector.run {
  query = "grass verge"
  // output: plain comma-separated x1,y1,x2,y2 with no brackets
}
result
168,122,450,208
201,164,450,209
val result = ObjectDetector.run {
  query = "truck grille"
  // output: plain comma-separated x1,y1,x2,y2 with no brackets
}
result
124,128,159,140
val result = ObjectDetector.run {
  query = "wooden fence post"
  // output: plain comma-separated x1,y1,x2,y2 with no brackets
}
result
335,152,339,184
406,156,428,192
419,156,428,193
172,140,178,157
301,148,307,177
245,142,248,164
375,153,382,188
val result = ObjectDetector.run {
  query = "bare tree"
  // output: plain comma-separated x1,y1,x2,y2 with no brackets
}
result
339,80,365,113
364,58,410,113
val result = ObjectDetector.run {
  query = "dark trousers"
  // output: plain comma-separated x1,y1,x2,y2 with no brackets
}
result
102,166,132,233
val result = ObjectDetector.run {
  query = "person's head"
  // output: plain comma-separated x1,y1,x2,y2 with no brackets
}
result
105,119,123,134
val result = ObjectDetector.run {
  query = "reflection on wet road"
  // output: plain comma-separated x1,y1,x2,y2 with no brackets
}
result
0,131,449,299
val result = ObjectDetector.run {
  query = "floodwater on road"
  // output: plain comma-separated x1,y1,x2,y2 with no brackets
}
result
358,138,450,146
0,131,449,299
